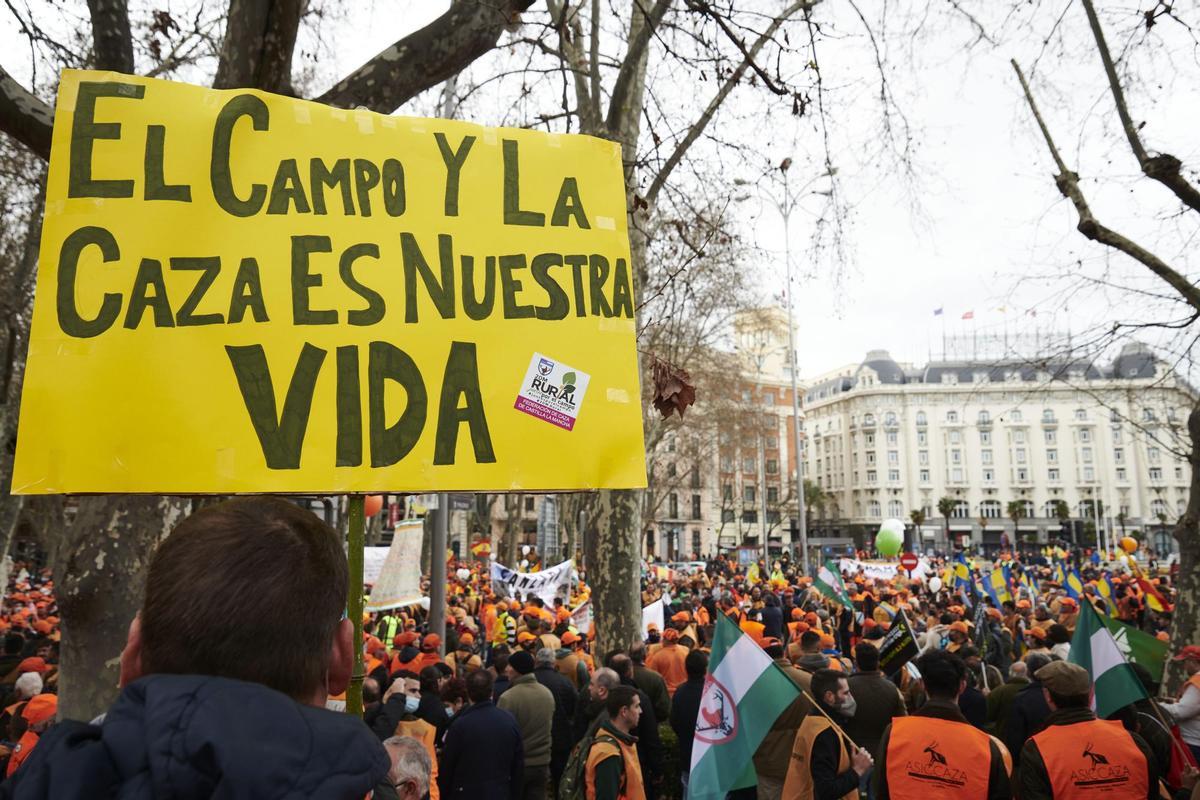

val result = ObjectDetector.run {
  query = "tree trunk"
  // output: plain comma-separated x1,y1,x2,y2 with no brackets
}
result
55,495,189,721
585,489,642,658
1165,404,1200,693
504,494,523,567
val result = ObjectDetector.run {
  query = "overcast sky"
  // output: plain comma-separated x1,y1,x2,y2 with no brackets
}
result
8,2,1196,380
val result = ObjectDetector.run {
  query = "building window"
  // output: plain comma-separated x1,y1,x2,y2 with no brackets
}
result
692,529,701,554
1079,429,1092,443
1083,467,1094,482
919,469,930,483
952,468,964,482
983,468,994,483
952,500,970,518
1150,467,1163,481
668,493,679,518
978,411,990,424
917,432,928,446
741,389,752,403
1081,447,1093,463
981,500,1002,518
888,451,899,465
1113,448,1124,463
950,430,962,444
866,433,875,446
1143,409,1157,422
742,510,757,523
722,484,733,500
1042,409,1055,423
524,497,535,512
888,469,900,481
744,485,756,503
763,392,776,406
1015,448,1026,463
867,470,877,483
1074,408,1087,420
947,411,959,423
1148,447,1160,463
867,500,881,518
1048,468,1060,481
767,486,779,503
886,432,898,446
1115,468,1126,481
885,412,898,427
919,450,929,465
951,450,962,464
1045,430,1056,444
766,459,779,474
981,449,993,464
1112,428,1123,444
1017,467,1029,481
888,500,904,517
1047,449,1058,463
692,494,702,519
1176,467,1184,480
980,430,992,445
1150,498,1168,518
720,456,733,472
916,411,927,426
1014,430,1026,444
1011,411,1023,422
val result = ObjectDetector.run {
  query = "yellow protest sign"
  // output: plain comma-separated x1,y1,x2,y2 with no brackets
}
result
13,70,646,494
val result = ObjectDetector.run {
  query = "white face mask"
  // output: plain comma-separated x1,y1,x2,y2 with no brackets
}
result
837,695,857,718
404,695,420,714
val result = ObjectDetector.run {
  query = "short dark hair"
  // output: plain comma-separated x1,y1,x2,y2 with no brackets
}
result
363,677,381,704
140,497,347,701
1047,623,1071,645
855,642,880,672
609,653,633,679
493,652,510,674
466,669,494,702
629,642,647,664
441,677,468,705
916,650,967,700
810,668,845,707
419,665,442,693
685,649,709,678
1025,652,1052,674
800,631,821,650
606,685,639,718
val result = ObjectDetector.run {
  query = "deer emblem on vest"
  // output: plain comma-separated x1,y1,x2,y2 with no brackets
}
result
924,742,947,765
1082,744,1109,766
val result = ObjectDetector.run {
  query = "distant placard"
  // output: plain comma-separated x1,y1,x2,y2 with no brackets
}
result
14,70,646,494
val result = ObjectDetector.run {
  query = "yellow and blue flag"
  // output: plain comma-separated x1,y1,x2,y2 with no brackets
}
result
987,569,1012,605
1065,568,1085,600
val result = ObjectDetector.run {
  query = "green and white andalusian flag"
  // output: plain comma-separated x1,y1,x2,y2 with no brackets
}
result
813,559,854,609
689,614,801,800
1069,600,1148,718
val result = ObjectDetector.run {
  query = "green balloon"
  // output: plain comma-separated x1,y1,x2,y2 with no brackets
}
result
875,526,903,556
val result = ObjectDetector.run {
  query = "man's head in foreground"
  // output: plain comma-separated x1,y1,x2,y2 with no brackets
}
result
119,497,352,707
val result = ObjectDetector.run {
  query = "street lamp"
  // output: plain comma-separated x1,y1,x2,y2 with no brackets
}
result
735,160,834,576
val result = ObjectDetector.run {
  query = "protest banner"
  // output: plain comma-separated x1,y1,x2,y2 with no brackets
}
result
877,609,920,676
570,599,592,636
365,520,423,611
642,598,665,637
490,559,573,605
13,70,645,494
362,546,389,585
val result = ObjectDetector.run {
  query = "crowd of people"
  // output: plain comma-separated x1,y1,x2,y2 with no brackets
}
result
0,498,1194,800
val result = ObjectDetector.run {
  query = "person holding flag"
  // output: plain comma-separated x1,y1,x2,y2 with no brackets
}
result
1016,661,1158,799
781,669,873,800
1162,645,1200,764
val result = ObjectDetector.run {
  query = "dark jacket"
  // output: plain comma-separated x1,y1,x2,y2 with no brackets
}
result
497,672,555,768
985,676,1029,734
808,709,860,800
843,671,906,757
669,675,704,770
439,699,525,800
633,664,670,724
621,678,663,792
1003,679,1052,766
959,685,988,730
534,665,578,760
873,698,1011,800
1016,707,1158,800
0,674,389,799
761,603,784,640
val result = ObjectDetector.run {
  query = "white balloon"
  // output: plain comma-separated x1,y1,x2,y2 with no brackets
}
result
520,559,529,569
880,518,906,537
456,568,471,581
521,545,531,556
928,576,943,593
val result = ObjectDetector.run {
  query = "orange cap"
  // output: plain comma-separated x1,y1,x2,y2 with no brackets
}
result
562,631,579,645
17,657,48,674
791,608,804,620
421,634,441,652
949,621,969,634
21,694,56,726
458,632,474,645
517,631,537,643
671,611,691,623
663,628,680,642
395,631,418,648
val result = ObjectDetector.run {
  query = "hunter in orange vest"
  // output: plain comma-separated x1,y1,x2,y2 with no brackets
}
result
781,669,871,800
585,685,645,800
874,650,1012,800
1017,661,1155,800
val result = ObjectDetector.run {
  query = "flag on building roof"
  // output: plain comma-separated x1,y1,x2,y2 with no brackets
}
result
688,615,802,800
813,560,854,609
1069,601,1148,719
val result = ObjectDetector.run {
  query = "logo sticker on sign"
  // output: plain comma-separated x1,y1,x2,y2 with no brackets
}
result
515,352,590,431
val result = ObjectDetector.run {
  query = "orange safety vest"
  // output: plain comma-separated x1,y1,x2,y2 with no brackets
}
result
781,715,858,800
5,729,38,778
1030,718,1148,799
394,718,440,800
884,716,999,799
585,730,646,800
1178,673,1200,700
740,620,765,644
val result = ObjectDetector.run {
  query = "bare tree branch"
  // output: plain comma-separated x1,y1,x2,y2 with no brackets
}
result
605,0,672,133
213,0,302,94
317,0,536,112
86,0,134,73
684,0,791,95
645,1,809,206
1012,58,1200,316
545,0,600,132
0,66,52,160
1079,0,1200,214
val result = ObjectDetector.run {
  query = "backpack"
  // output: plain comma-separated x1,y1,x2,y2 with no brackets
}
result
558,717,606,800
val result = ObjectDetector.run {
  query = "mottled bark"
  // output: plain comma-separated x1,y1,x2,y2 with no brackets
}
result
213,0,303,95
86,0,135,73
504,494,524,567
585,489,642,658
1165,405,1200,692
55,496,189,721
0,68,52,160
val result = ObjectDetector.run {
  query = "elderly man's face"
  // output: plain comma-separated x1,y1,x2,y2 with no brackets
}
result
589,673,609,702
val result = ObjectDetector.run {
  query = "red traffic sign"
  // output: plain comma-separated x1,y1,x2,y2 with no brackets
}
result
899,552,919,571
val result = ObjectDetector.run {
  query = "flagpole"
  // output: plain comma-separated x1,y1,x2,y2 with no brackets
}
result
797,686,862,751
